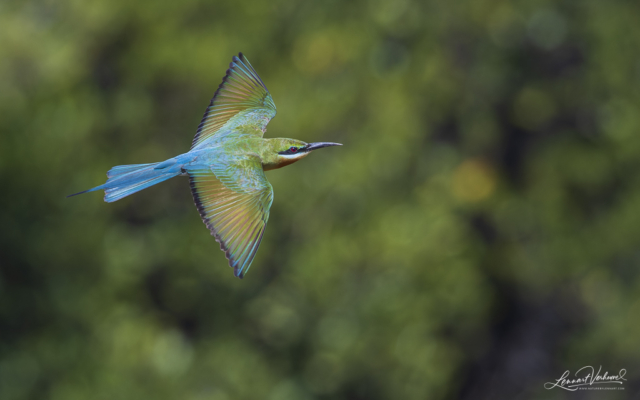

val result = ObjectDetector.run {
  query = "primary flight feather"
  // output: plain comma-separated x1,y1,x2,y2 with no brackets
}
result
69,53,342,278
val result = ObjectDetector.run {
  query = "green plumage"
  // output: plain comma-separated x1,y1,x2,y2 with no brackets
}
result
70,53,341,278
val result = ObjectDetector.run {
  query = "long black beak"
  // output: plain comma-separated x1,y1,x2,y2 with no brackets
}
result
305,142,343,152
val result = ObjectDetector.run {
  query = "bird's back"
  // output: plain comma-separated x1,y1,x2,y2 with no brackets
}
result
185,128,270,168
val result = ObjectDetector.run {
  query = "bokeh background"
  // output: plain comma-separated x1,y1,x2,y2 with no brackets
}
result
1,0,640,399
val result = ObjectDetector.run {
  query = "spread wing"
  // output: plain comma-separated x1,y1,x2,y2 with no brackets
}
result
192,53,277,149
189,155,273,278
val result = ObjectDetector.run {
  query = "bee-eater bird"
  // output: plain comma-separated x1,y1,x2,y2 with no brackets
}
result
68,53,342,278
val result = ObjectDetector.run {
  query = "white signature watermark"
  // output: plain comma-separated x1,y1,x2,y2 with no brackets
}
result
544,366,626,391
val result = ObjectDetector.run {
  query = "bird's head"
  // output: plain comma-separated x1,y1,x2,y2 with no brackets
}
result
264,138,342,170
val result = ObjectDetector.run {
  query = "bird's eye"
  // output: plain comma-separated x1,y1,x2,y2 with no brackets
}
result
289,146,298,153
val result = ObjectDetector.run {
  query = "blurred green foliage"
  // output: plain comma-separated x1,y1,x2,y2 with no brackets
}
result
1,0,640,399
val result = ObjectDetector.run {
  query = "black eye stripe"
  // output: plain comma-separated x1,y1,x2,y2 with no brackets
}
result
278,146,305,155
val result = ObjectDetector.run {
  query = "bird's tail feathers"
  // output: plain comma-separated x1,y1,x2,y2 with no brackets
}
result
103,172,177,202
106,163,156,178
68,162,181,202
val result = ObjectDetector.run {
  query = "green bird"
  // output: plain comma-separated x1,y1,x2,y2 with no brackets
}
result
69,53,342,278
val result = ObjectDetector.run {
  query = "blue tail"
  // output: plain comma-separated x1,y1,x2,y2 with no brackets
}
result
68,160,182,203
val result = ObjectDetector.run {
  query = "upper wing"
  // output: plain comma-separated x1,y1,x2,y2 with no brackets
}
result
192,53,277,149
189,155,273,278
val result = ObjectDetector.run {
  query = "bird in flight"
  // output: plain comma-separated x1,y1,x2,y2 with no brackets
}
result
69,53,342,278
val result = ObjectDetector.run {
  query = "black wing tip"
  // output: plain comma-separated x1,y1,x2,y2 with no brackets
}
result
222,68,233,83
232,53,253,72
237,53,250,68
234,256,248,279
